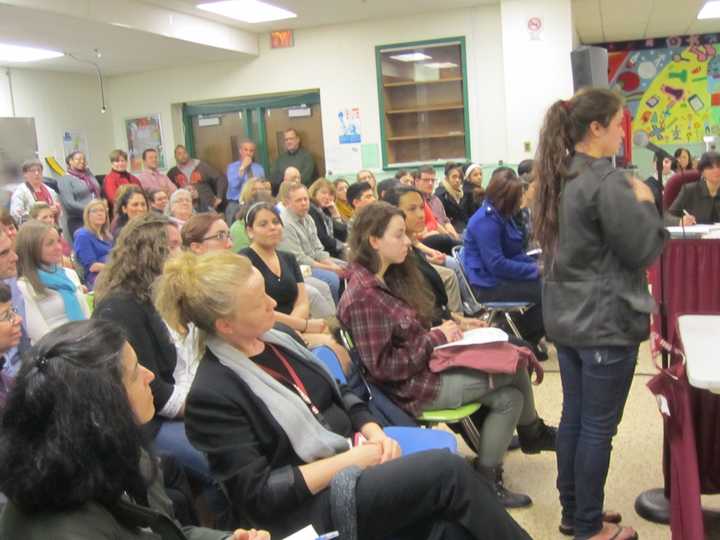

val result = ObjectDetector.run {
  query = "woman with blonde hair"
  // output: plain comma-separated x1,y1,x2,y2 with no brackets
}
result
73,199,112,289
155,249,529,539
307,178,346,259
16,220,90,343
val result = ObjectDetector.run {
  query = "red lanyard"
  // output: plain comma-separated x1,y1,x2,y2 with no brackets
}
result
260,344,321,416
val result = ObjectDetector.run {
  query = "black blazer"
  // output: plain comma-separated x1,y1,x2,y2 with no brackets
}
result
308,204,345,258
184,347,374,536
434,185,468,232
666,179,720,225
93,292,177,435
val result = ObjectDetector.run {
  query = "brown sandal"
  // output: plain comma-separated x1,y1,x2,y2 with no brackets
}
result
558,511,624,536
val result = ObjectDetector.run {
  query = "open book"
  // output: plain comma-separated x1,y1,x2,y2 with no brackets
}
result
434,326,509,351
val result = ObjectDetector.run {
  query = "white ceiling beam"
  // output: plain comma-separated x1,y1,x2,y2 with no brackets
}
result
0,0,259,55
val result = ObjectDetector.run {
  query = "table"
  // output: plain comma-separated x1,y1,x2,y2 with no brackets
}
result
637,239,720,525
678,315,720,395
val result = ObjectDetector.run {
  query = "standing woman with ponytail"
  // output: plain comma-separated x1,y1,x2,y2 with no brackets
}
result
534,89,667,540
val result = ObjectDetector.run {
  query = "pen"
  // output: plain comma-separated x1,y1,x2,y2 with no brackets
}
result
683,209,691,217
315,532,340,540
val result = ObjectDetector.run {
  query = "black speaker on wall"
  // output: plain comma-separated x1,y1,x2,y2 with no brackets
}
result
570,45,609,92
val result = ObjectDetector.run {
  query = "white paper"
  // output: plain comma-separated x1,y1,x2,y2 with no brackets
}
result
282,524,319,540
665,224,716,238
434,327,508,350
325,144,362,174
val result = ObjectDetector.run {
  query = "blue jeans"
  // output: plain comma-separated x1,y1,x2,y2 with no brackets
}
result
154,419,227,513
311,267,340,305
556,345,638,538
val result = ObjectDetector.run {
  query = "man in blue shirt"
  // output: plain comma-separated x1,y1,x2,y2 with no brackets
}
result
225,139,265,223
0,229,29,377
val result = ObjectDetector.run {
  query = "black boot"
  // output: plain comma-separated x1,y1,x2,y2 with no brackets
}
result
475,463,532,508
517,418,557,454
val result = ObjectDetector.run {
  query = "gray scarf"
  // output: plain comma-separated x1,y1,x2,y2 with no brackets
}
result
206,330,351,463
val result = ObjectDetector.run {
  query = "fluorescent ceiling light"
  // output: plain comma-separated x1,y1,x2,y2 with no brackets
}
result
698,1,720,19
197,0,297,23
390,52,432,62
0,43,63,63
424,62,458,69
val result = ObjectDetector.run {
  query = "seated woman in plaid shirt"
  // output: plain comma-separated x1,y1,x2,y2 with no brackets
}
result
338,202,555,509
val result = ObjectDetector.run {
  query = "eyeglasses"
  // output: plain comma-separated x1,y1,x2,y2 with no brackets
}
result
0,306,19,323
202,230,230,242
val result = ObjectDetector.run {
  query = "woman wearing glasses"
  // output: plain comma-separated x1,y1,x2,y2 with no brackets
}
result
0,282,23,408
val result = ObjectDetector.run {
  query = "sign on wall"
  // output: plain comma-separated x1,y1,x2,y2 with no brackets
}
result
125,114,165,171
337,107,361,144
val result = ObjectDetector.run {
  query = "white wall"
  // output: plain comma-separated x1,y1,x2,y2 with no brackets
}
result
0,68,114,174
500,0,574,163
106,5,509,175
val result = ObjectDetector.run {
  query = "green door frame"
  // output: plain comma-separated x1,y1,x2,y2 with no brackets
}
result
181,91,321,174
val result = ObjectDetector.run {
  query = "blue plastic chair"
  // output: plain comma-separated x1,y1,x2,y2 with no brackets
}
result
311,345,458,455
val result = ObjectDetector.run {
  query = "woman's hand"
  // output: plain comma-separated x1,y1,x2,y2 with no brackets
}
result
364,428,402,464
681,212,697,226
230,529,271,540
346,443,383,470
305,318,327,334
434,320,463,342
426,249,445,265
453,315,488,331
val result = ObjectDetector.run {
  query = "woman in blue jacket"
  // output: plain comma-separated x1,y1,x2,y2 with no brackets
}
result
462,167,544,348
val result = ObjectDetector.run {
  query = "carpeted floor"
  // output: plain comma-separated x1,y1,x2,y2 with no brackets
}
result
451,341,720,539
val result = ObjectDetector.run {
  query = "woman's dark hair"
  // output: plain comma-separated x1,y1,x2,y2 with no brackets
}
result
349,202,435,326
376,178,400,200
698,151,720,176
383,185,423,206
673,147,692,171
485,167,523,217
444,162,463,177
115,186,149,229
181,212,223,247
0,319,151,513
65,151,84,166
245,201,281,228
533,87,624,257
0,207,18,229
236,192,275,223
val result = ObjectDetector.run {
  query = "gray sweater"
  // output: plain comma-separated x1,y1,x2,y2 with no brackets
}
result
279,207,330,266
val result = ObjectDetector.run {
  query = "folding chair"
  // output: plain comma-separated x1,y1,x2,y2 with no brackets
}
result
450,246,532,339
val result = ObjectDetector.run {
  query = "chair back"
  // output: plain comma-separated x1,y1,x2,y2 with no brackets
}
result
663,170,700,210
338,328,417,427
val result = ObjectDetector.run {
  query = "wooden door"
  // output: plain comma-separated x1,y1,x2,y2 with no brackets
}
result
264,103,325,178
190,112,247,175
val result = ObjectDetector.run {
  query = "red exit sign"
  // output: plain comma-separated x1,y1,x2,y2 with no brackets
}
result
271,30,294,48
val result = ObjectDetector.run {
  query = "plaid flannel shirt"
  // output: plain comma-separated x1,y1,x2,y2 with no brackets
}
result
337,264,446,416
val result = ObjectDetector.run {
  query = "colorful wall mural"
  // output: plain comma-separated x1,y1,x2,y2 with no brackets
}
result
604,33,720,146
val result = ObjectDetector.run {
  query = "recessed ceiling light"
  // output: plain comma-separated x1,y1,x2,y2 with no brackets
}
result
389,52,432,62
197,0,297,23
0,43,63,63
698,0,720,19
424,62,458,69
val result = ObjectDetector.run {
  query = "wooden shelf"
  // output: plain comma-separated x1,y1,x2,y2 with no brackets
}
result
385,104,464,115
383,77,463,88
387,132,465,142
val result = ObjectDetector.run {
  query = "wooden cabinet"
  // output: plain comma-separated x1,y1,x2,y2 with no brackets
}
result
376,38,470,168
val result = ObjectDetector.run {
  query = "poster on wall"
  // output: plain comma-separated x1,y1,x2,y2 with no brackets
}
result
125,114,164,171
338,107,361,144
604,33,720,146
62,129,88,161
